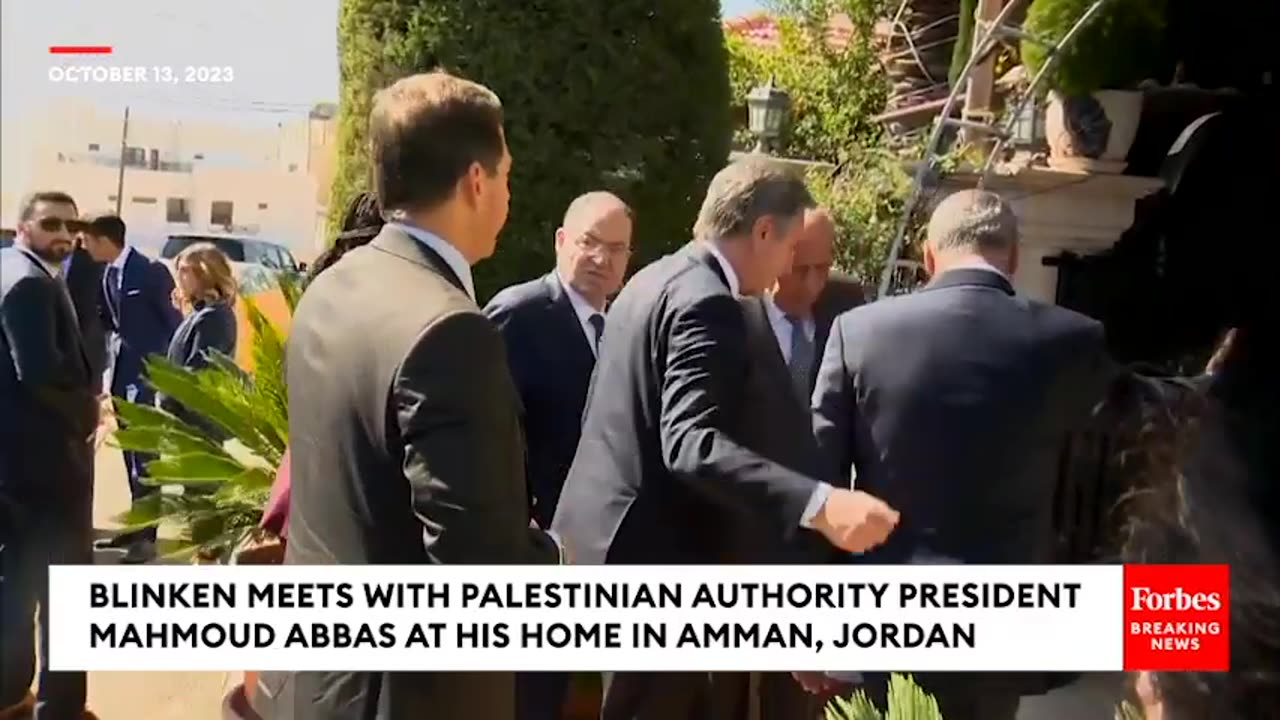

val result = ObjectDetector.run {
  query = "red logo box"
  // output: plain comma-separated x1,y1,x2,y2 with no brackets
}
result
1123,564,1230,671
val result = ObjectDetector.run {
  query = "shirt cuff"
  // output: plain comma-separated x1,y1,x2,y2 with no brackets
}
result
799,482,833,529
545,529,567,565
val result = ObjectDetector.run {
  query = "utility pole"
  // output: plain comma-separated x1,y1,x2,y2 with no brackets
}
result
113,105,130,216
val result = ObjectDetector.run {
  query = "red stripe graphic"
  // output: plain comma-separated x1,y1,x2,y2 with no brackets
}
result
49,46,113,55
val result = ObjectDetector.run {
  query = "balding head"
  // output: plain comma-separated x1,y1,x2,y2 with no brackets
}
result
772,206,836,317
924,189,1019,277
555,191,633,309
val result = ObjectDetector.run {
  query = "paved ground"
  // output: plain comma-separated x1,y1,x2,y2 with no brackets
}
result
33,445,235,720
39,446,1124,719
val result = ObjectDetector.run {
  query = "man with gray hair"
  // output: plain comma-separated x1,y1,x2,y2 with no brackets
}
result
810,189,1115,718
553,158,899,718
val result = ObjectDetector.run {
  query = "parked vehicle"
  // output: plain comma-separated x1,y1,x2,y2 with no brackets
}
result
159,233,304,294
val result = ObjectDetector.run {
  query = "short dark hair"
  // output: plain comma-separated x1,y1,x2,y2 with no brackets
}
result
305,192,385,284
86,214,127,247
369,71,506,214
19,191,77,221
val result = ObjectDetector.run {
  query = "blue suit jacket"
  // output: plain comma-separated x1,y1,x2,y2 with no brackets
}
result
812,268,1116,565
484,273,597,528
102,249,181,398
158,299,237,438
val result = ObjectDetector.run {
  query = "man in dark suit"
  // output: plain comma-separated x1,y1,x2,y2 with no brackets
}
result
62,239,108,395
810,189,1115,719
81,214,180,563
745,206,865,403
253,71,562,720
1,191,100,720
484,191,632,720
730,207,867,719
552,158,899,719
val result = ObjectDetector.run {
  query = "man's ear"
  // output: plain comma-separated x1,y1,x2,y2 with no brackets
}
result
1007,243,1019,276
462,162,486,206
554,227,566,250
922,244,937,278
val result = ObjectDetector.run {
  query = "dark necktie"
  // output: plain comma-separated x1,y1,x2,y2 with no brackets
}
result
786,314,813,402
588,313,605,354
104,265,122,322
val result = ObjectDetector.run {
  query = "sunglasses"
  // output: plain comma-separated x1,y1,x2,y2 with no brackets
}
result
34,217,89,233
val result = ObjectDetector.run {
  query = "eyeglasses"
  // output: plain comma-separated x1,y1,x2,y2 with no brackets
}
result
573,233,631,258
34,217,89,233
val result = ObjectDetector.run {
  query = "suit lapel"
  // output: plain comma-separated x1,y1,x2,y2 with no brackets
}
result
17,247,92,377
742,297,791,386
687,243,731,292
544,273,595,367
370,225,468,297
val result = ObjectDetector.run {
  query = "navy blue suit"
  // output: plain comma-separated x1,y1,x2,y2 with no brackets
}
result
158,299,237,439
484,273,597,720
485,273,597,528
101,248,181,543
1,246,96,716
811,268,1115,718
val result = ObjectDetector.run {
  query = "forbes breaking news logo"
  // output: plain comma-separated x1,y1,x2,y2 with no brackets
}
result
1124,564,1230,671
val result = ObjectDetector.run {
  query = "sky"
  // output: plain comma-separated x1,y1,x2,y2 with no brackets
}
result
1,0,764,133
1,0,340,128
723,0,768,17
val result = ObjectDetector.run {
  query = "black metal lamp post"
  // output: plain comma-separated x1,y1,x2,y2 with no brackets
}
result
746,76,790,154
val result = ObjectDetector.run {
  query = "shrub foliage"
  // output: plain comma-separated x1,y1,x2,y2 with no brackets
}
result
332,0,733,300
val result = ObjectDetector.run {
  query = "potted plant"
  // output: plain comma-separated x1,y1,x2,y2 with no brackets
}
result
1021,0,1168,172
109,278,298,720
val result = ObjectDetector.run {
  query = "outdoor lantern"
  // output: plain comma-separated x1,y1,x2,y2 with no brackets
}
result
1011,97,1046,148
746,76,790,153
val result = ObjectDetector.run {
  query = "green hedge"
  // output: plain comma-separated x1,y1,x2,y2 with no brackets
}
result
332,0,732,301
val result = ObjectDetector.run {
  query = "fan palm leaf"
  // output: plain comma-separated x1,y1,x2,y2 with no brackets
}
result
825,674,942,720
108,273,295,562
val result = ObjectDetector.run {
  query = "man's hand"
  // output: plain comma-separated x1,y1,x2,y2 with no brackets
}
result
810,488,899,553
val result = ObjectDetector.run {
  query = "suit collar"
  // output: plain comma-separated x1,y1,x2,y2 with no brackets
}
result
15,245,59,278
688,242,735,295
922,267,1015,295
371,224,471,299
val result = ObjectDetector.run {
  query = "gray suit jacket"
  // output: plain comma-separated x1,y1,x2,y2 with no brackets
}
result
812,268,1114,565
552,243,824,566
256,225,558,720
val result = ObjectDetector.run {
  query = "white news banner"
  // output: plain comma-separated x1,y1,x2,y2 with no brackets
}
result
48,564,1124,672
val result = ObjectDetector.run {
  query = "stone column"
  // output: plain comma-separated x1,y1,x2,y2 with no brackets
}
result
938,167,1165,303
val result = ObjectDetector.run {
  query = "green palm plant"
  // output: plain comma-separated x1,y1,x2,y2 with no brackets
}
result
109,274,303,563
826,674,943,719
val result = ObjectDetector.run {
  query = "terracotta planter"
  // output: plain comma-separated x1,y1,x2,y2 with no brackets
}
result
1044,89,1143,173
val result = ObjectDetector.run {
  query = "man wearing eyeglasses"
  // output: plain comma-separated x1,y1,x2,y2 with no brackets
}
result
484,190,632,720
1,191,101,720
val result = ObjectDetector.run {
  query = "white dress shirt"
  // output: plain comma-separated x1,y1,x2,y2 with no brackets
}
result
391,222,476,302
555,271,605,357
762,293,815,365
107,245,134,289
700,242,832,530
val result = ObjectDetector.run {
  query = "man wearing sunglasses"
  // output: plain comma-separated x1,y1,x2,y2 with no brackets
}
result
1,191,101,720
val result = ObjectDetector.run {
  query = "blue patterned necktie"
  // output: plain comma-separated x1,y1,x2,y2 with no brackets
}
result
786,314,813,401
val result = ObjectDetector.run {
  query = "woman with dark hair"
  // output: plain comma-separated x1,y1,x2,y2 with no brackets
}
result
1112,319,1280,719
258,191,383,543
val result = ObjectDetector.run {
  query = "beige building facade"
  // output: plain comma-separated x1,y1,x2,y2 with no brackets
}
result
2,98,338,261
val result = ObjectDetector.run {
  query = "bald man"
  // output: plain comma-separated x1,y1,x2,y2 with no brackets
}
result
810,190,1115,719
483,191,633,720
744,207,865,403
